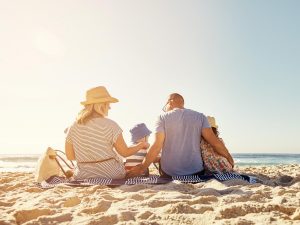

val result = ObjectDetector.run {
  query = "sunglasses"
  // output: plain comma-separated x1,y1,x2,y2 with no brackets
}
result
162,99,173,112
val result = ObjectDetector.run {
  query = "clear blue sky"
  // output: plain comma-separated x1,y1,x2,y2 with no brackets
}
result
0,0,299,154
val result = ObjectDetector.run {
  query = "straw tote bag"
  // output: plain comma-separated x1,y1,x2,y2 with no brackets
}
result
35,147,74,182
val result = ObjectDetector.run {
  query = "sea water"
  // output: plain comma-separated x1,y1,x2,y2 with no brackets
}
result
0,153,300,172
233,153,300,166
0,154,40,172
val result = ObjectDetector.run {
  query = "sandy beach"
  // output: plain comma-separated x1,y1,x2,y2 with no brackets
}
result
0,164,299,225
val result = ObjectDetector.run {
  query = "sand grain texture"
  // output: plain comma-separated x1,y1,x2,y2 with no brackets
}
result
0,164,299,225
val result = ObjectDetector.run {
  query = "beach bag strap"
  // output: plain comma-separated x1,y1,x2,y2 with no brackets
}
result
54,157,69,178
55,150,75,168
54,150,74,178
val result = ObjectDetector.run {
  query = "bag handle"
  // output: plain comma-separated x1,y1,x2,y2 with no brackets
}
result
53,149,74,178
55,150,75,168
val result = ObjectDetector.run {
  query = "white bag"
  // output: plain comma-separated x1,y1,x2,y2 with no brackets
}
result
35,147,61,182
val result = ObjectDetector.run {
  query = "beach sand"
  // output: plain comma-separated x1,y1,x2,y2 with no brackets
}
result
0,165,299,225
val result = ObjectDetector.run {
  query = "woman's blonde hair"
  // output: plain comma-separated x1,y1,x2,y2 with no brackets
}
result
76,102,110,124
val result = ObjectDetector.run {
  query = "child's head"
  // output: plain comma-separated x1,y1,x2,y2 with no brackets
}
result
130,123,152,143
207,116,219,137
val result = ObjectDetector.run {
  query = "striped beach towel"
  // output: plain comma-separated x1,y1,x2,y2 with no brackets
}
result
36,172,256,189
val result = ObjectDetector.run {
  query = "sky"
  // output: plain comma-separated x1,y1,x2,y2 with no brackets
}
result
0,0,299,155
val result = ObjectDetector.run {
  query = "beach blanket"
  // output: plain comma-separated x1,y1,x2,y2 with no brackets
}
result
37,172,256,189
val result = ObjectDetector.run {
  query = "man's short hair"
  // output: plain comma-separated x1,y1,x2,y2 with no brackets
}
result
170,93,184,106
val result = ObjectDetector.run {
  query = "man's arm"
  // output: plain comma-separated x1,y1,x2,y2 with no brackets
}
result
127,132,165,177
201,128,234,166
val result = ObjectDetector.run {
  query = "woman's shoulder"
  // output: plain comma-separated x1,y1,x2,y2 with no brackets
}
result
93,117,120,127
66,121,77,130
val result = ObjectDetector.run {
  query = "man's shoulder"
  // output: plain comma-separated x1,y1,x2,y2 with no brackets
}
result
184,108,205,117
161,108,203,116
159,108,205,119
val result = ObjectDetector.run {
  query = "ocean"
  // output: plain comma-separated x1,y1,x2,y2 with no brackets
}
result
0,153,300,172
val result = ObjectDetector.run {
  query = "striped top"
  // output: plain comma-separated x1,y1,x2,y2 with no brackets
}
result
125,148,147,168
66,117,126,179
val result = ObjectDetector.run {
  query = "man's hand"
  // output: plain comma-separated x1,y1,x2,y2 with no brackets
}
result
228,156,234,168
126,164,145,178
153,156,161,163
126,132,165,178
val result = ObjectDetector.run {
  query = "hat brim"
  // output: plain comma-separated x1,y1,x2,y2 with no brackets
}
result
81,97,119,105
131,130,152,143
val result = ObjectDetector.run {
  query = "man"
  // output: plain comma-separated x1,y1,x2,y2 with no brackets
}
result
127,93,234,177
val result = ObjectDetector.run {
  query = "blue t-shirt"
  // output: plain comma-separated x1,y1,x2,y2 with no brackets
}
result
155,108,210,176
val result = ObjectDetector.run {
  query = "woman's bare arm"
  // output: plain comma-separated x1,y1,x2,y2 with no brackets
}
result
65,141,76,160
113,133,149,157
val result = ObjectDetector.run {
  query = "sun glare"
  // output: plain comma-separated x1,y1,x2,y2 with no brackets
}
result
33,29,65,56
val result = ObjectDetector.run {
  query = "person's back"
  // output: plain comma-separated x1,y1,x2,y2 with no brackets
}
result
67,117,125,179
200,116,233,173
65,86,149,180
157,108,210,176
126,93,234,179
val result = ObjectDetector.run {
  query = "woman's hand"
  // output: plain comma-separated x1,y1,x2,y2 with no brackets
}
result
114,134,149,157
141,141,150,149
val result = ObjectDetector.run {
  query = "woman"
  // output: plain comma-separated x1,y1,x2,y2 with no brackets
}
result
65,86,149,179
201,116,234,174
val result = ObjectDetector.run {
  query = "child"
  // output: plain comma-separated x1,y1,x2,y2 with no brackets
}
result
125,123,151,176
201,116,234,173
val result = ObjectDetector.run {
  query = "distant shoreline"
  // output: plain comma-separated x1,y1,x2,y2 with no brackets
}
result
0,153,300,173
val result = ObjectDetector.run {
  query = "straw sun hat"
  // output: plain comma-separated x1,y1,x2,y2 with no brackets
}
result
207,116,218,128
80,86,119,105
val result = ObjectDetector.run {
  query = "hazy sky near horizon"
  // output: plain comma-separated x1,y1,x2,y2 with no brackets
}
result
0,0,299,154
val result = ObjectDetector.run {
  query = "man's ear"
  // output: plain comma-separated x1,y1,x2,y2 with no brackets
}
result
169,100,175,109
